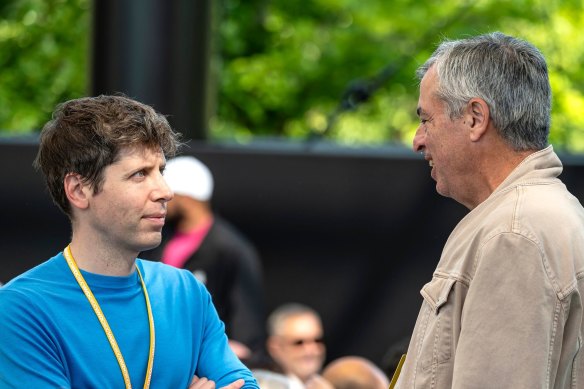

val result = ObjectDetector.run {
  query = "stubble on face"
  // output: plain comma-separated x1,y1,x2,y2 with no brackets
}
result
88,146,171,255
418,67,474,204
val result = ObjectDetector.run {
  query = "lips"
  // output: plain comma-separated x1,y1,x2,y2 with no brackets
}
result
144,212,166,219
143,213,166,227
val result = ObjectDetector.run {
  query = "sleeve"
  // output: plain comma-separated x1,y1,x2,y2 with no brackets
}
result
452,232,559,388
195,284,259,389
0,290,70,388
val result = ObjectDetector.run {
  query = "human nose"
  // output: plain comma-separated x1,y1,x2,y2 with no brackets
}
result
413,125,426,153
302,341,324,356
154,172,173,202
306,341,323,351
302,339,325,352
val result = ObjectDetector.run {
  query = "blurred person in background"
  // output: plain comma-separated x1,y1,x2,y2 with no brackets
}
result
251,369,294,389
142,155,266,361
266,303,331,389
321,356,389,389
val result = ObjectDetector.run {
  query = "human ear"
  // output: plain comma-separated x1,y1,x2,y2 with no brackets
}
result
465,98,490,142
63,173,90,210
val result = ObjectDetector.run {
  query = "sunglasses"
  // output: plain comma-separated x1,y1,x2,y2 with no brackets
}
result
286,337,325,347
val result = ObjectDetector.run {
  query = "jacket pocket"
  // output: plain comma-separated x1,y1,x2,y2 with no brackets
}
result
419,276,457,372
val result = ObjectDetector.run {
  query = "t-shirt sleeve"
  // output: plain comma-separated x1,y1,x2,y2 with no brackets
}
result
0,289,71,388
193,283,259,389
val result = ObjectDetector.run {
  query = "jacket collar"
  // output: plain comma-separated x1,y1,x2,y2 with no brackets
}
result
489,145,562,199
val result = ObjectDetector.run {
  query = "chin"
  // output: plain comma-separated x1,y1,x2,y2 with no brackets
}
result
138,234,163,252
435,181,450,198
436,188,448,198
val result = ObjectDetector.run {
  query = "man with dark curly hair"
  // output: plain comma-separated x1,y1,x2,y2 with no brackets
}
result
0,95,258,389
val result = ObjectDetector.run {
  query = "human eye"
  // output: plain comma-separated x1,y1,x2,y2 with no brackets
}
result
420,115,433,127
131,169,147,179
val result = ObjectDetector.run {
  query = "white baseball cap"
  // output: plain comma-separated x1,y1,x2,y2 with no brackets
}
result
164,156,214,201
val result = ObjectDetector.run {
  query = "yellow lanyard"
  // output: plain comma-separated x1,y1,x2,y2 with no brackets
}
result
63,245,155,389
388,354,406,389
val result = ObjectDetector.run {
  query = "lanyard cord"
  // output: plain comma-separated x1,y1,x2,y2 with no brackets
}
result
64,245,155,389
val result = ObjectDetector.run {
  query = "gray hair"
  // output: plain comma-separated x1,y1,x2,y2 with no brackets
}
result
416,32,550,151
267,303,321,336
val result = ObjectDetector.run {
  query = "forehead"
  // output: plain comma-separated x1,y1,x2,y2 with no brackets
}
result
420,66,439,98
279,313,322,335
114,145,165,165
418,66,443,114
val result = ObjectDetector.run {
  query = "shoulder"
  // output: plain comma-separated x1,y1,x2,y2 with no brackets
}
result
138,258,197,280
508,181,584,244
136,259,209,296
0,253,68,294
473,180,584,252
0,254,69,334
207,217,260,259
473,178,582,237
475,184,584,292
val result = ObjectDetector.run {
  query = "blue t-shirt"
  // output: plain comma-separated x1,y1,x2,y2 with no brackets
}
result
0,253,258,388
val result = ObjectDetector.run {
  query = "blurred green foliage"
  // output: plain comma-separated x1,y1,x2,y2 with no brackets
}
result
0,0,89,134
1,0,584,153
213,0,584,152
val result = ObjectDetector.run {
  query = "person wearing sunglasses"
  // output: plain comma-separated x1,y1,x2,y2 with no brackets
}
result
266,303,329,389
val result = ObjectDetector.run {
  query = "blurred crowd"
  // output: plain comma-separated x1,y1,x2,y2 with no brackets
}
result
151,156,394,388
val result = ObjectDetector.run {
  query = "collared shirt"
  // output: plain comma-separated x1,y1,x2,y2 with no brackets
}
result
287,373,306,389
397,146,584,388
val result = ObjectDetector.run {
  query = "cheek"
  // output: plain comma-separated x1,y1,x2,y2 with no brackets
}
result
431,126,464,160
105,196,142,223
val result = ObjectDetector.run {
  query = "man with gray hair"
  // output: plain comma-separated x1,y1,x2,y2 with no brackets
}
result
266,303,330,389
395,32,584,387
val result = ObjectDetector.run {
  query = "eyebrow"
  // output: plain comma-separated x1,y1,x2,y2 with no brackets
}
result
126,162,155,175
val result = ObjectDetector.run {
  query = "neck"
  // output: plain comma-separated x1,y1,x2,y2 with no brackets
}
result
68,231,137,276
465,142,535,209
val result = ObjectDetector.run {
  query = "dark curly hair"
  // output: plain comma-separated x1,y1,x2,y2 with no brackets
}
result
34,95,182,217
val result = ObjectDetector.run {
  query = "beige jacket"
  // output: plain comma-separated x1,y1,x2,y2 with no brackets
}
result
396,146,584,388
